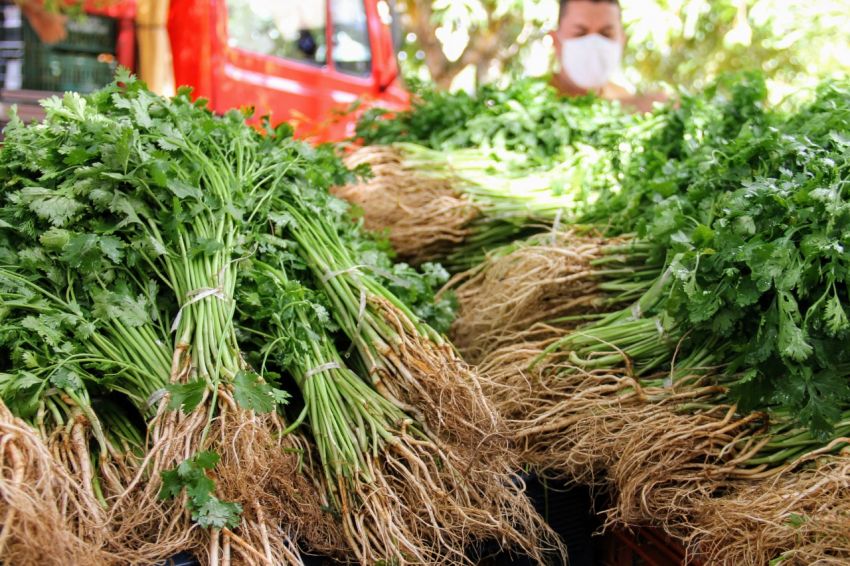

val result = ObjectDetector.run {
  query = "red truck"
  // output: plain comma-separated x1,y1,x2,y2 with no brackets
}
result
0,0,409,141
169,0,409,140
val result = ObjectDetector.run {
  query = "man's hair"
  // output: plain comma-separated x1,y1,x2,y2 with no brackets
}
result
559,0,621,23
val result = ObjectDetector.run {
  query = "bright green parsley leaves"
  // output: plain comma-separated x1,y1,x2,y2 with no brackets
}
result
233,370,290,414
159,451,242,530
166,372,289,415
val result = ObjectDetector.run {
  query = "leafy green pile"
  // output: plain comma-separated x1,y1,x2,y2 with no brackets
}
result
550,75,850,452
356,78,633,167
365,71,850,464
0,73,341,548
583,72,772,238
351,79,655,271
658,80,850,437
353,74,782,266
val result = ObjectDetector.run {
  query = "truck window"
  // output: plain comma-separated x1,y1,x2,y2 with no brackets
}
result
330,0,371,76
225,0,327,66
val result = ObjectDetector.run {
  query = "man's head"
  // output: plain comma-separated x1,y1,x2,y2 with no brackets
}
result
558,0,622,28
552,0,625,93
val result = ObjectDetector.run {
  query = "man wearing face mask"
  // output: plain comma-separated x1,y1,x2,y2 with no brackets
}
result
551,0,665,112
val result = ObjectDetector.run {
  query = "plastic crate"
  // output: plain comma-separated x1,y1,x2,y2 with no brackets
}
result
23,13,117,54
162,553,198,566
24,50,116,93
21,14,117,93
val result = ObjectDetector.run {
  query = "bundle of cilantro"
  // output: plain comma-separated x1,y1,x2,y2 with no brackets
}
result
347,79,640,270
235,167,564,562
356,78,630,168
528,75,850,470
0,74,335,564
237,258,561,564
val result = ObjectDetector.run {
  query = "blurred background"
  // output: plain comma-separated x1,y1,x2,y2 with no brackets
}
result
1,0,849,133
395,0,850,100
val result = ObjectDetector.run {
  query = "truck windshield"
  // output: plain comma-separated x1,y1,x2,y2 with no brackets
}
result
225,0,327,66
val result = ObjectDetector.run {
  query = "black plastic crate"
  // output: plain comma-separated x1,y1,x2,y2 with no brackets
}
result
162,553,198,566
21,12,117,54
160,552,335,565
24,49,116,93
20,13,117,93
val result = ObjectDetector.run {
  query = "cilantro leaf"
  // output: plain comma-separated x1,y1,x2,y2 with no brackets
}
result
233,370,285,414
92,291,149,327
50,367,84,391
158,451,243,530
798,369,850,437
114,66,134,85
166,379,207,414
824,294,849,337
62,233,102,269
193,497,243,530
158,468,184,500
191,238,224,258
194,450,221,471
17,188,82,227
777,292,813,362
167,179,203,200
39,227,71,251
186,475,216,505
269,388,291,405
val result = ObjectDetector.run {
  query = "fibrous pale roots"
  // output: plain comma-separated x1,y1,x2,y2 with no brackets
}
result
336,298,566,563
340,428,566,565
479,324,850,565
0,400,112,566
687,455,850,564
446,231,631,364
370,297,507,459
102,346,343,566
335,146,479,264
477,326,781,555
202,390,343,565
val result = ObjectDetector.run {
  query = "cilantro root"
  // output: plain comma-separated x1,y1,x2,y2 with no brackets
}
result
446,230,655,364
334,145,480,265
0,401,111,565
238,261,564,564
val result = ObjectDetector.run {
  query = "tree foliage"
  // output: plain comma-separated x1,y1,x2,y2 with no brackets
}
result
622,0,850,93
396,0,850,93
396,0,554,88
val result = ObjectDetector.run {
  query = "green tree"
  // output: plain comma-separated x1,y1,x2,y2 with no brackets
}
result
397,0,850,95
622,0,850,93
397,0,554,89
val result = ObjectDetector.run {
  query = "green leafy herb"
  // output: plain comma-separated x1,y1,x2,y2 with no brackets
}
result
232,370,289,414
159,451,242,530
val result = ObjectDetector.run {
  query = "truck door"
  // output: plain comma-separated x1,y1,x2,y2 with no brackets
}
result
168,0,407,140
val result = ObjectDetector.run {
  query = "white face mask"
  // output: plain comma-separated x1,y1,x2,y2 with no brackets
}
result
560,33,622,90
